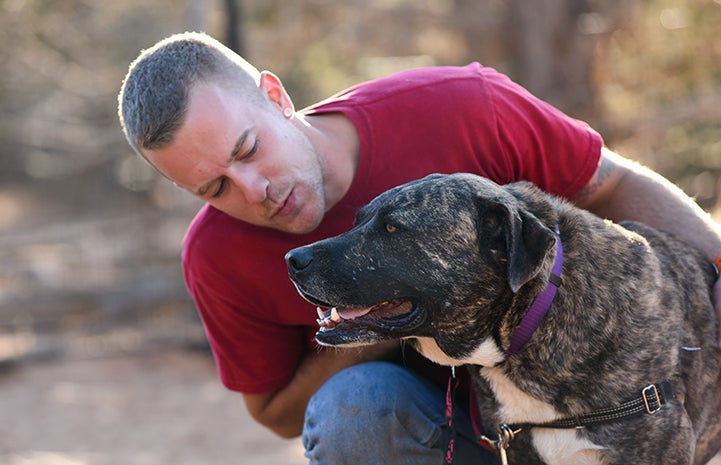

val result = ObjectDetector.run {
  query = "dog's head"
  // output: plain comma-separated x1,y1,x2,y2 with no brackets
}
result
285,173,558,365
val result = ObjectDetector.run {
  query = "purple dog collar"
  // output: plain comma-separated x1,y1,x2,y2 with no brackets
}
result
505,226,563,358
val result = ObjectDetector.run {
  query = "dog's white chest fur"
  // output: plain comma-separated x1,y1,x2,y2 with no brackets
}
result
413,336,605,465
482,367,605,465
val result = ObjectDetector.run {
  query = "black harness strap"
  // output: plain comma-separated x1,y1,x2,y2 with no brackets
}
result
506,380,675,432
476,381,676,465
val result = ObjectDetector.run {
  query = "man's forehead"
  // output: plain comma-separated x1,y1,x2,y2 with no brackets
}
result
142,86,252,188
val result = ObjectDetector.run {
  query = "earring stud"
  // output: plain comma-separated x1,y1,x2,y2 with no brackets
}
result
283,108,293,118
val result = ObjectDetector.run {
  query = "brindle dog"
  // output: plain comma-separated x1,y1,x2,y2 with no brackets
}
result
285,173,721,465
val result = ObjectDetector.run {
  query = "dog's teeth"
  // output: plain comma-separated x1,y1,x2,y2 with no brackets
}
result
330,307,341,322
317,307,325,319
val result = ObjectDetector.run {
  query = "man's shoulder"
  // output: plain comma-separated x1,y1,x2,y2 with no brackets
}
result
182,205,272,265
181,204,322,271
305,63,496,112
184,204,241,246
371,62,486,88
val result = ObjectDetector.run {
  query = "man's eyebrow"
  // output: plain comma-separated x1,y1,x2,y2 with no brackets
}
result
194,128,251,196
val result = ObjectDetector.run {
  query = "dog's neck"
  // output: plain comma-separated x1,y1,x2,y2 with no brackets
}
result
411,227,563,368
505,226,563,359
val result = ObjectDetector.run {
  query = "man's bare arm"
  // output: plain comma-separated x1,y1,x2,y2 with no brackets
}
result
243,340,400,438
574,147,721,344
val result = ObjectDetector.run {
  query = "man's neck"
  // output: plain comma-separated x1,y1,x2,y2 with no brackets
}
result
299,112,360,211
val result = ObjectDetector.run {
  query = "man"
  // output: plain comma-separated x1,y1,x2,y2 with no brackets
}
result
118,32,721,464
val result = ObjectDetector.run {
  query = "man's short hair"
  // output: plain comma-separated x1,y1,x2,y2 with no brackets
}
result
118,32,261,154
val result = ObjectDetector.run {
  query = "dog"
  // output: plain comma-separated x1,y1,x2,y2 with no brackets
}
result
285,173,721,465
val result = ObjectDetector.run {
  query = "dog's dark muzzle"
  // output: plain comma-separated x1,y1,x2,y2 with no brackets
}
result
285,245,334,306
285,245,429,344
285,246,313,278
285,247,322,307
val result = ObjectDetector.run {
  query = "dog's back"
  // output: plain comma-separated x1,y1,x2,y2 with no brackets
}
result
488,182,721,464
621,221,721,465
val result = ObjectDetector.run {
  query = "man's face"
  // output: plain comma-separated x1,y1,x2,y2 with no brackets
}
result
143,81,327,234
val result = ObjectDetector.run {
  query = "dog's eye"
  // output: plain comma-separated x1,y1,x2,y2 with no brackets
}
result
385,224,398,233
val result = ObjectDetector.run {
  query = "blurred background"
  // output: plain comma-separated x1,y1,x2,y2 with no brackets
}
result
0,0,719,464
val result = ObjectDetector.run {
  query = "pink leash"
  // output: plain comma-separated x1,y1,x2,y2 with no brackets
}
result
444,366,459,464
445,226,563,463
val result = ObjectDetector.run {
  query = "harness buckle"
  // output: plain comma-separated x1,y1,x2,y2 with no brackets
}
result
642,384,661,414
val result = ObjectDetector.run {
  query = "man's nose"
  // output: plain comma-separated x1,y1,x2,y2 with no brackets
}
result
227,164,269,204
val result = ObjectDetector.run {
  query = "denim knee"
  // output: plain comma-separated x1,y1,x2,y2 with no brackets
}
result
302,361,447,465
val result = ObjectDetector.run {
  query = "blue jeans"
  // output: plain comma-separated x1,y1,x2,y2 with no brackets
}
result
303,361,499,465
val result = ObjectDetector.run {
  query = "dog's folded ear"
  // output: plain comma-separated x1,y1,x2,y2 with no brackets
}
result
491,201,557,293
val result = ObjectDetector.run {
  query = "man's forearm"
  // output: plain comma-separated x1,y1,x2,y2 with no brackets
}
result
577,148,721,261
576,148,721,345
244,340,400,438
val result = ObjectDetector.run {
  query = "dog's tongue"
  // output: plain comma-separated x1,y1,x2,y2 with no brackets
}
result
337,300,413,320
337,307,373,320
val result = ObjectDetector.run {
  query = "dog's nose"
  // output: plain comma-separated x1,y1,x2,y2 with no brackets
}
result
285,247,314,274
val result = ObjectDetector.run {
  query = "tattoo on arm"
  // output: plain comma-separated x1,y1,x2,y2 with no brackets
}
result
574,156,615,205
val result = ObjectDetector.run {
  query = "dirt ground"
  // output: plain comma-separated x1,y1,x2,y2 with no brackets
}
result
0,179,307,465
0,348,307,465
3,346,721,465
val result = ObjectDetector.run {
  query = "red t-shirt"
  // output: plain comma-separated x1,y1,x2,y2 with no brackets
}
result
182,63,603,393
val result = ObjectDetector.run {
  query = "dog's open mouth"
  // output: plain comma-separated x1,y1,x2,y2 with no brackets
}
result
315,299,420,332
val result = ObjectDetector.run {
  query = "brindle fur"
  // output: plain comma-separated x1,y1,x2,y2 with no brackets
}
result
286,173,721,465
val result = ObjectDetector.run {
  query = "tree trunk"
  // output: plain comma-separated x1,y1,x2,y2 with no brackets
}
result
222,0,246,55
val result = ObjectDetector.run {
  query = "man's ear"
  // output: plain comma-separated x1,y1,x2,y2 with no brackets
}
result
259,70,295,117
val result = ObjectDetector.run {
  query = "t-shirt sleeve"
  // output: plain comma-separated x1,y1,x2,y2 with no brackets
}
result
481,66,603,199
181,213,310,394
